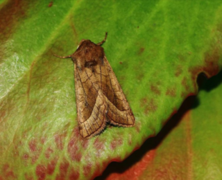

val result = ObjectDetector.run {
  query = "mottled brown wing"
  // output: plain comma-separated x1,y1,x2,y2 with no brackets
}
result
75,57,135,138
75,64,106,138
102,57,135,127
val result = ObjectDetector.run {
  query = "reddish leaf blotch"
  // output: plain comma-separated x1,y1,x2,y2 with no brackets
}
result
45,147,53,159
69,168,79,180
29,139,37,152
56,161,69,180
25,173,34,180
140,98,157,115
181,77,191,97
0,0,27,41
93,137,105,157
83,164,92,177
36,165,46,180
175,65,183,77
2,164,16,179
54,134,65,150
48,1,53,7
138,47,145,55
166,88,176,97
150,84,161,95
110,137,123,150
47,159,57,175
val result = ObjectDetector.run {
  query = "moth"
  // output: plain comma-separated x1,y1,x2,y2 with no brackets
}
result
55,33,135,138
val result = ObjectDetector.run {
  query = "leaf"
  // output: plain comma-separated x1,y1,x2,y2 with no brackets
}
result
100,71,222,180
0,1,222,180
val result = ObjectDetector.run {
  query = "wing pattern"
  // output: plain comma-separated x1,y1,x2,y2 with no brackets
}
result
55,34,135,138
75,57,135,138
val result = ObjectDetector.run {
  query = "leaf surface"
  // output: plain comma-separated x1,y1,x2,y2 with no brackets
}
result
100,72,222,180
0,0,222,179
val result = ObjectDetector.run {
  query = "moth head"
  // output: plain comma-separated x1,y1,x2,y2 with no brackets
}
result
74,40,105,66
54,33,107,67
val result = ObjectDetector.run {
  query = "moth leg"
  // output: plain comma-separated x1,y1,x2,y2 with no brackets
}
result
53,54,72,59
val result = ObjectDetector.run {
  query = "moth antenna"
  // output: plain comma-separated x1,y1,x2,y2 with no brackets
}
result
53,53,72,59
97,32,108,46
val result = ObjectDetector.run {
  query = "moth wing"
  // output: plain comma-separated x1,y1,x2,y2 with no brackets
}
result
74,56,135,138
103,57,135,126
74,65,107,138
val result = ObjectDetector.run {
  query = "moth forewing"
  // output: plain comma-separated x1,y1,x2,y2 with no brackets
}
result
55,33,135,138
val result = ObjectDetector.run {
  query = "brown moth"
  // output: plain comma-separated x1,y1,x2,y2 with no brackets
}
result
55,33,135,138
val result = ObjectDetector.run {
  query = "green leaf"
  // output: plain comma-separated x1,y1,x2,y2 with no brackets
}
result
102,71,222,180
0,1,222,179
